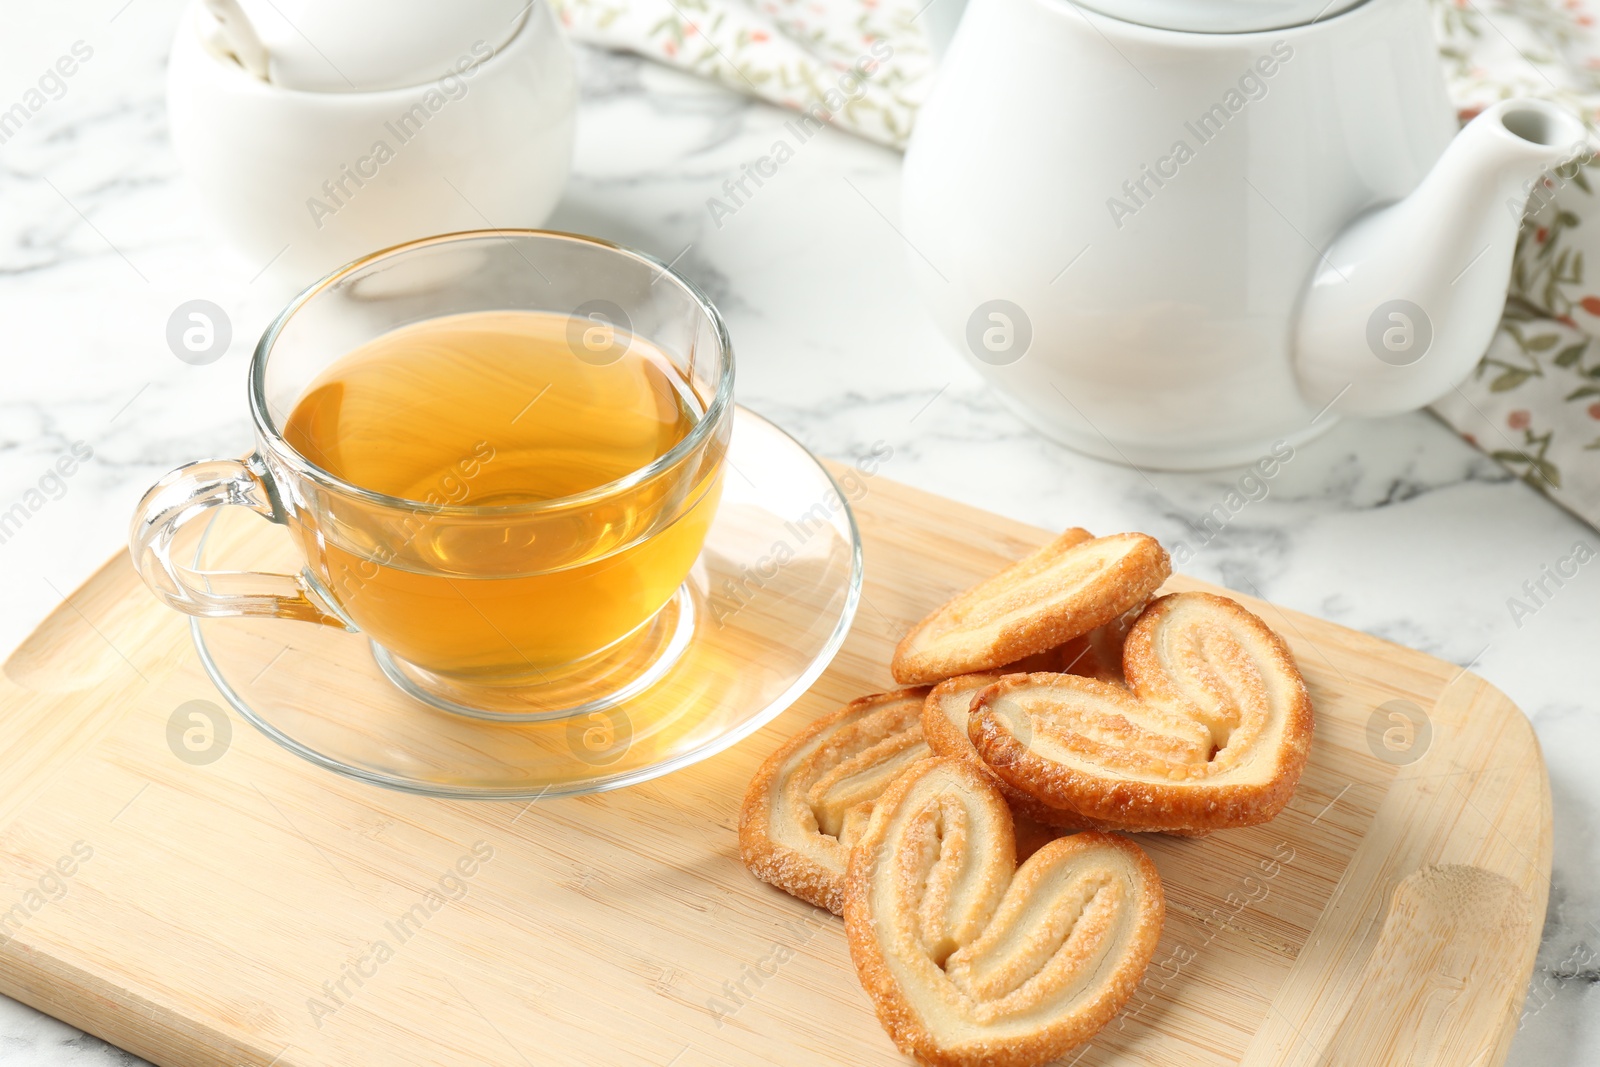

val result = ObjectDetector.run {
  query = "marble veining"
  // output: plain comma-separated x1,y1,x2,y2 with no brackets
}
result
0,1,1595,1062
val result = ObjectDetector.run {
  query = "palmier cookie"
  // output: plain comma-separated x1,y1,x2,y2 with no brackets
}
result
844,757,1164,1067
740,691,1062,914
740,689,930,914
969,592,1314,833
892,530,1169,685
923,674,1211,837
923,673,1081,830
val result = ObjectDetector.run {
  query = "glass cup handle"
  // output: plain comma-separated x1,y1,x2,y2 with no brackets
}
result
128,455,348,628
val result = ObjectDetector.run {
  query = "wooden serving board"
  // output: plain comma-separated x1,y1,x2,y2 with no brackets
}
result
0,470,1548,1067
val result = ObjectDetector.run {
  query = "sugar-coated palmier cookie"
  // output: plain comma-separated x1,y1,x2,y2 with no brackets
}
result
739,690,1061,914
919,620,1137,811
843,758,1164,1067
922,673,1211,837
892,529,1169,685
969,591,1314,833
739,689,930,914
923,673,1082,830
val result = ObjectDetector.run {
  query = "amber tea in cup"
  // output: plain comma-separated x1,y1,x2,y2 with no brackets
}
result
131,231,733,714
281,309,720,679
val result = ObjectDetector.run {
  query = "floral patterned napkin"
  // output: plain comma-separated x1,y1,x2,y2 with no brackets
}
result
1428,0,1600,526
549,0,934,145
553,0,1600,526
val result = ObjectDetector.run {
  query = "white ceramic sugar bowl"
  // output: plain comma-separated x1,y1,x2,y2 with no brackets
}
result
167,0,577,284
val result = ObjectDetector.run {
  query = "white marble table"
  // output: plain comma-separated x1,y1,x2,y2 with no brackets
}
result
1,2,1596,1063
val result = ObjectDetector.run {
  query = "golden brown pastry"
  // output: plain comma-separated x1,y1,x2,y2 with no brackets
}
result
740,689,1065,914
891,530,1169,685
739,689,930,914
923,673,1211,838
843,757,1164,1067
922,673,1083,830
969,592,1314,833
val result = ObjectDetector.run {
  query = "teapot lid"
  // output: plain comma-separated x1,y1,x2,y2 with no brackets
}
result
1072,0,1368,32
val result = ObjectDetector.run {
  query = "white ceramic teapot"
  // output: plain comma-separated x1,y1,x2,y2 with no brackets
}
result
902,0,1590,468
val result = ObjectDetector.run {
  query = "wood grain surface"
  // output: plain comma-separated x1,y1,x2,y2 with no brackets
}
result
0,469,1549,1067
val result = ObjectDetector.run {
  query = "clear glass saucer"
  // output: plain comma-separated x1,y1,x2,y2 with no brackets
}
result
190,407,862,799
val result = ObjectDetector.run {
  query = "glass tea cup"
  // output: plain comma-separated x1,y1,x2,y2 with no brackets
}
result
130,231,733,715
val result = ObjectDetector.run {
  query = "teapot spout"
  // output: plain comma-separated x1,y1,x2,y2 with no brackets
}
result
1294,99,1590,418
